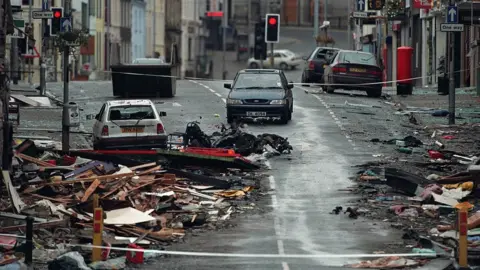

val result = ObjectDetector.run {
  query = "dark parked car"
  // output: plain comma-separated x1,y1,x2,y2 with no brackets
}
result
323,50,383,97
301,47,340,86
224,69,294,124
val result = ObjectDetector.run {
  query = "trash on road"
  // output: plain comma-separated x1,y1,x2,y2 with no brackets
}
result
0,122,293,268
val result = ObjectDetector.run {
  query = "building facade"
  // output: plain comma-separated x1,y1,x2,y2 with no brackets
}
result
181,0,206,77
131,0,146,61
120,0,132,63
145,0,166,58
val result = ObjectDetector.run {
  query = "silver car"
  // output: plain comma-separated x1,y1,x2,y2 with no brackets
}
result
92,99,168,150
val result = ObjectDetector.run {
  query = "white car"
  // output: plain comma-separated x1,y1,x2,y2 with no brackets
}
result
92,99,168,150
247,49,303,70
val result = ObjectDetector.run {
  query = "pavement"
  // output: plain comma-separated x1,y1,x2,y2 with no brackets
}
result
12,28,454,269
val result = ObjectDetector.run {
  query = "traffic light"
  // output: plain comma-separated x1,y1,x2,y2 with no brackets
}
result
50,7,63,36
254,20,267,60
265,14,280,43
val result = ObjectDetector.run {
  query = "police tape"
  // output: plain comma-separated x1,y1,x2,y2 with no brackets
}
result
65,244,438,259
0,237,438,259
94,65,472,88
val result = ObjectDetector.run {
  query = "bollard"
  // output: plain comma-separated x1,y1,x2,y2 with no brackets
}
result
25,216,34,265
458,208,468,268
92,207,104,262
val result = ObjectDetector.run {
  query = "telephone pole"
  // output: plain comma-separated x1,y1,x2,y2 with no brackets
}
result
448,0,455,125
62,0,71,151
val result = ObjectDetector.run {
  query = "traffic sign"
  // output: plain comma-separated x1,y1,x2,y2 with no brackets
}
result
440,23,464,32
353,12,368,18
32,11,53,19
11,19,25,39
42,0,49,10
357,0,365,11
60,17,72,33
447,6,458,23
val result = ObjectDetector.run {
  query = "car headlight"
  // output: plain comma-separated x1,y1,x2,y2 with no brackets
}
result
227,98,243,105
270,99,286,105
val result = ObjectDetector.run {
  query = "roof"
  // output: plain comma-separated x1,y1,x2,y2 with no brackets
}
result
338,50,373,55
240,69,280,73
106,99,154,107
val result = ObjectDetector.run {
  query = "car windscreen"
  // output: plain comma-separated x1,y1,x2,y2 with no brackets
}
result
341,52,377,66
108,105,155,121
233,73,283,89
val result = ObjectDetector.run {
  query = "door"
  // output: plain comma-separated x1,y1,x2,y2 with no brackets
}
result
93,104,106,141
313,48,337,75
273,52,283,67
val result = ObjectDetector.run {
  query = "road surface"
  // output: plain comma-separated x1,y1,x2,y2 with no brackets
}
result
17,29,413,269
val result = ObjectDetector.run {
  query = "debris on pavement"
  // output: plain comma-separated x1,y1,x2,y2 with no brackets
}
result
343,121,480,268
0,123,293,268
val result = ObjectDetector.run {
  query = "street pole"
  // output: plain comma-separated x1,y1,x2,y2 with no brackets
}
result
39,0,48,96
62,0,71,151
314,0,319,41
448,0,455,125
347,0,351,50
153,0,156,56
247,0,251,57
10,37,18,84
27,0,32,85
324,0,327,23
106,0,110,78
222,0,228,80
270,43,274,67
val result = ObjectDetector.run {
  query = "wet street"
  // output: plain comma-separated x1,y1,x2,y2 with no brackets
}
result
18,28,411,269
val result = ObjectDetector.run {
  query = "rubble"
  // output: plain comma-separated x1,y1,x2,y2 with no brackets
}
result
0,123,293,268
343,123,480,268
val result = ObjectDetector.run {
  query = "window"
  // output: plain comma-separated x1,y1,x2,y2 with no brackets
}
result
108,106,155,121
233,73,283,89
341,52,376,65
89,0,95,16
22,0,30,5
188,38,192,60
97,104,106,120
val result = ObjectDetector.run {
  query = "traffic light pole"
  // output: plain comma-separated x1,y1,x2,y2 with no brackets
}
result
270,43,274,67
62,0,71,151
39,2,48,96
448,0,455,125
27,0,32,85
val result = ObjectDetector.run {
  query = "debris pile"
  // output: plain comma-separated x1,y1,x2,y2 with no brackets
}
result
0,123,291,268
342,123,480,268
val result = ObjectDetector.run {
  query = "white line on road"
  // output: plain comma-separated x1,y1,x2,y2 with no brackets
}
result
297,86,356,148
192,80,289,270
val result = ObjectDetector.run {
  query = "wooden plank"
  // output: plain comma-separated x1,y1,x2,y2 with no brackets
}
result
129,162,157,171
16,153,54,167
137,165,162,176
81,179,101,202
2,171,26,213
40,172,134,186
0,219,68,232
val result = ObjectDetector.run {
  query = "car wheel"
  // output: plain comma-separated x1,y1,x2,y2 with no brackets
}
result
301,73,310,87
325,75,335,93
227,113,234,124
367,88,382,98
279,62,288,70
279,110,289,124
249,62,259,69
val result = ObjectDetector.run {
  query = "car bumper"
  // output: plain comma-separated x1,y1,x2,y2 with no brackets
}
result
227,104,288,118
305,70,324,83
94,135,168,150
332,74,382,90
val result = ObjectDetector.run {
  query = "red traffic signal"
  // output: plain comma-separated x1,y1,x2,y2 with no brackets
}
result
54,11,61,18
268,17,277,25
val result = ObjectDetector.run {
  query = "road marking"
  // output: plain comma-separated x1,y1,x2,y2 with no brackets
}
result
297,86,356,148
192,80,289,270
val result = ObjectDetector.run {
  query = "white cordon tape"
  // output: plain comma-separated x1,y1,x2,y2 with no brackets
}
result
0,240,437,259
99,65,472,87
66,244,438,259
